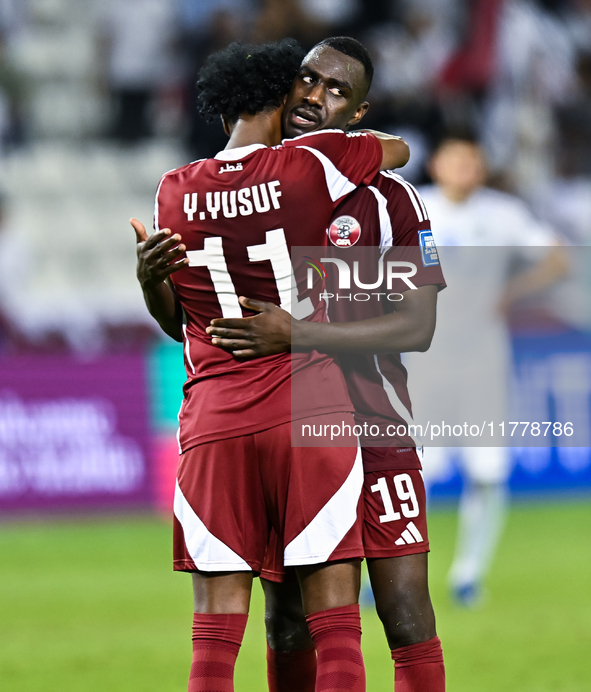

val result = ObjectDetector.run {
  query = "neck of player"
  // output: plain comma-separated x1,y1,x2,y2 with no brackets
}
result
224,108,284,151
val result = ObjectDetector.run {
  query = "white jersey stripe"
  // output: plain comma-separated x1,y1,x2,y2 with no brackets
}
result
281,128,343,144
284,445,363,566
296,145,356,202
382,171,429,223
402,177,429,220
153,176,165,232
154,168,179,231
176,402,183,454
368,185,393,250
182,325,195,375
173,481,251,571
397,177,425,222
373,355,423,447
380,171,424,222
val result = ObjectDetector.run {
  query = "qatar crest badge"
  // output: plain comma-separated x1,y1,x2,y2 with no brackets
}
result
328,215,361,247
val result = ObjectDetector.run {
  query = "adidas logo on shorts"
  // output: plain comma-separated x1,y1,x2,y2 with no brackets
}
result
395,521,424,546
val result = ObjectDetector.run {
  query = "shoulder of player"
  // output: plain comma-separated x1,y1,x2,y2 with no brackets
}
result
280,129,372,148
157,158,208,186
373,170,429,221
375,170,421,198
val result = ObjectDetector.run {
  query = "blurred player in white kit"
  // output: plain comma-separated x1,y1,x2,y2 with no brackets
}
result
405,136,567,606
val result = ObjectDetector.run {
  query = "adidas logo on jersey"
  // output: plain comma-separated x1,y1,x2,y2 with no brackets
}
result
395,521,424,546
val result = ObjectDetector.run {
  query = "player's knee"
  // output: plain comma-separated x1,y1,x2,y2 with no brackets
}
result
375,587,436,650
264,601,312,652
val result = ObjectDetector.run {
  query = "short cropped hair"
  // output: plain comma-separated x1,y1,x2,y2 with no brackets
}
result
196,38,305,124
434,130,481,152
315,36,374,94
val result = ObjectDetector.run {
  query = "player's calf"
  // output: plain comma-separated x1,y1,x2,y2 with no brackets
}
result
297,561,366,692
188,571,252,692
368,554,436,649
306,604,366,692
391,636,445,692
262,572,314,652
189,612,248,692
368,555,445,691
262,574,317,692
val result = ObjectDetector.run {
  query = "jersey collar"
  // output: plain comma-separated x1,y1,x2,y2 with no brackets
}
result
214,143,267,161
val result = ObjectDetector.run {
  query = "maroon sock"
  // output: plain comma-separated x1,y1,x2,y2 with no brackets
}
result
267,644,317,692
306,604,365,692
391,636,445,692
188,612,248,692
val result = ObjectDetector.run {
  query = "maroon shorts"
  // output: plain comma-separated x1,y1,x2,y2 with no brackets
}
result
173,414,364,574
261,466,428,582
362,468,429,558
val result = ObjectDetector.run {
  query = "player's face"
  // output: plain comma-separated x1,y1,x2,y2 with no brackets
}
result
283,46,370,138
430,141,487,196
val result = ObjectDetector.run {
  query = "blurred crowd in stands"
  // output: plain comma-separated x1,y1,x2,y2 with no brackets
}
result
0,0,590,353
94,0,591,199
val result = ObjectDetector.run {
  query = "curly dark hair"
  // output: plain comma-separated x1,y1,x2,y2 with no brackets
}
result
196,39,306,124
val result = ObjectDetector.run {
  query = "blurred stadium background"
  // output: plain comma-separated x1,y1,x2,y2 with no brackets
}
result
0,0,589,690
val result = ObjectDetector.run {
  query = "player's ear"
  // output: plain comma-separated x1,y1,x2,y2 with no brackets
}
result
347,101,369,128
221,115,232,137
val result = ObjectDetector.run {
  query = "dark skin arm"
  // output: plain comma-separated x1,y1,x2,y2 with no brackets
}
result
131,218,187,342
363,131,410,170
206,285,438,359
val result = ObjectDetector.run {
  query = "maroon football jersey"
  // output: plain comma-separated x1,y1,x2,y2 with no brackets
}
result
325,171,446,471
155,130,383,451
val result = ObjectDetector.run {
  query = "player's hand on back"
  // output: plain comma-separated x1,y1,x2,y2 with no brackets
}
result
131,217,189,289
207,296,292,359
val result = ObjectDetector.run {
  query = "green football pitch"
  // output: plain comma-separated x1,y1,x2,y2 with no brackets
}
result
1,501,589,691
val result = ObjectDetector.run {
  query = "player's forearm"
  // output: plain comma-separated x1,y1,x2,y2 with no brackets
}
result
141,280,184,342
360,131,409,170
207,288,438,359
292,311,434,354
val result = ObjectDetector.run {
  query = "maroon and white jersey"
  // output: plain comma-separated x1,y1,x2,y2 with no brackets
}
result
325,171,446,471
155,130,383,451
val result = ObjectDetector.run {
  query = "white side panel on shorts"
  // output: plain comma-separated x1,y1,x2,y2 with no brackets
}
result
174,481,251,572
284,446,363,566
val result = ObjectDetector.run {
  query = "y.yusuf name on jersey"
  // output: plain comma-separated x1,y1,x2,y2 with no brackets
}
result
183,181,282,222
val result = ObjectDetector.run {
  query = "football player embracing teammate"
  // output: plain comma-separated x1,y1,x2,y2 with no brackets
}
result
208,39,447,692
132,38,409,692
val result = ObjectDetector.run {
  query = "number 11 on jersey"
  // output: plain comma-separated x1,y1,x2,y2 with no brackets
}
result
186,228,313,319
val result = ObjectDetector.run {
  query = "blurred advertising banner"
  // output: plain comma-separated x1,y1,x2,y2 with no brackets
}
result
427,331,591,499
148,343,186,513
0,354,152,513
